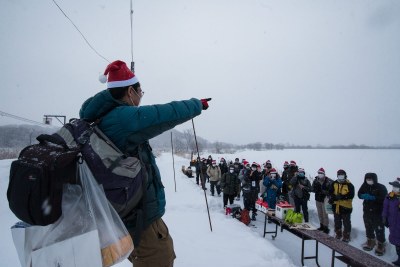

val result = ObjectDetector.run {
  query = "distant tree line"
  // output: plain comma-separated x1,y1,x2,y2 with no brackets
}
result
0,125,399,160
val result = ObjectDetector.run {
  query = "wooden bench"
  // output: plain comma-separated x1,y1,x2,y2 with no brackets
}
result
262,211,392,267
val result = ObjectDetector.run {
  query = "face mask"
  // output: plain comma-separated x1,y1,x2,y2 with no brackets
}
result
133,89,143,105
270,174,276,179
212,164,216,167
393,187,400,193
298,173,305,178
318,174,325,179
251,167,256,171
337,175,345,182
366,180,374,185
229,169,234,173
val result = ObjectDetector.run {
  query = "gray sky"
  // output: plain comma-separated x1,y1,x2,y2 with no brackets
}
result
1,0,399,146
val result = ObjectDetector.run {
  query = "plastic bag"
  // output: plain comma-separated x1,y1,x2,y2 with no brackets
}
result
11,161,133,267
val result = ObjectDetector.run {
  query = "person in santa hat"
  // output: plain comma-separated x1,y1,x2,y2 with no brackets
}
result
80,60,210,267
312,168,333,234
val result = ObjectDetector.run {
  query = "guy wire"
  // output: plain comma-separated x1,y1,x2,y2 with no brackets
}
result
51,0,110,63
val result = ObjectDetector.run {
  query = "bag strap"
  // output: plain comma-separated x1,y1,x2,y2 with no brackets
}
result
36,134,69,149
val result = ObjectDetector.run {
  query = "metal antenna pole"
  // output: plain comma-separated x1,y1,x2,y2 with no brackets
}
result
171,132,177,192
191,119,213,232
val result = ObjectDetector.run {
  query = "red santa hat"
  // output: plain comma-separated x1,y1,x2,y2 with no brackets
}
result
99,60,139,88
290,160,296,166
318,168,325,174
212,160,217,164
270,168,277,174
284,161,289,166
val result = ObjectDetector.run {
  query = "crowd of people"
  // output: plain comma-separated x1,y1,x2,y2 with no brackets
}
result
183,155,400,265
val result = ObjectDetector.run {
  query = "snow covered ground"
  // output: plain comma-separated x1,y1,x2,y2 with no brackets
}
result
1,149,399,266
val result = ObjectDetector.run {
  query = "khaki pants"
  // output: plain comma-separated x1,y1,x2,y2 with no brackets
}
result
316,198,329,227
129,218,176,267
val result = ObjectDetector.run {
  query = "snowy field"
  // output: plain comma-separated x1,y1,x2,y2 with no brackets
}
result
1,149,399,267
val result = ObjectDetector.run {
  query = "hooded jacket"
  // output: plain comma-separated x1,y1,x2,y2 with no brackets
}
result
357,173,388,214
79,89,202,241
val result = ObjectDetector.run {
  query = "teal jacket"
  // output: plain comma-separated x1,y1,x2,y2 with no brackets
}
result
79,89,202,234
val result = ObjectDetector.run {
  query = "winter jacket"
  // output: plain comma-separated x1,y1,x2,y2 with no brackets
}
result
328,179,355,214
207,165,221,182
243,170,261,201
79,89,202,241
290,175,312,200
357,174,387,215
220,172,239,195
382,193,400,246
312,176,333,202
286,165,298,191
263,175,283,209
219,163,229,175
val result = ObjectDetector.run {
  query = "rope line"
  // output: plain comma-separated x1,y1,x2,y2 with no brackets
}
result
0,110,47,126
51,0,110,63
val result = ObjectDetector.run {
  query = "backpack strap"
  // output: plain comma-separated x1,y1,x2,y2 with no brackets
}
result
36,134,69,150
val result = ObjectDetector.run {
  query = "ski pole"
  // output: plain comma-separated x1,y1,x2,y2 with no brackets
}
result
191,118,213,232
171,132,177,192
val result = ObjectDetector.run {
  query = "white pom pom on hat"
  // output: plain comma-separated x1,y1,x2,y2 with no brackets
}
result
99,74,107,83
99,60,139,88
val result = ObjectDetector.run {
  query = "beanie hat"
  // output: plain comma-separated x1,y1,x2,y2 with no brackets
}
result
99,60,139,88
318,168,325,174
389,177,400,188
337,169,346,176
270,168,277,174
365,172,377,180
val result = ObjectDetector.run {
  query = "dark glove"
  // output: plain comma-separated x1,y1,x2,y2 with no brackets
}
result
336,194,343,200
200,98,211,110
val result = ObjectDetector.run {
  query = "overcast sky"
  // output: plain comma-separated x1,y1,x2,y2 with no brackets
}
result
1,0,399,146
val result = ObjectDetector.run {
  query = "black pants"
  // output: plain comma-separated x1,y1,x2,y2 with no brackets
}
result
196,171,200,184
363,212,386,243
243,192,257,214
334,212,351,234
223,194,235,207
210,181,221,195
294,197,309,222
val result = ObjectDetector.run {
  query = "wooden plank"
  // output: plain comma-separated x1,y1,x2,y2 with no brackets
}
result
263,212,392,267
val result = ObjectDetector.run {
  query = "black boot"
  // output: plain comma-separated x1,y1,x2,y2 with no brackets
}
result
317,223,324,231
322,225,330,234
251,212,257,221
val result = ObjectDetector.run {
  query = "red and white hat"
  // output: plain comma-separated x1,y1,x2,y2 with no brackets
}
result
212,160,217,164
270,168,277,174
284,161,289,166
290,160,296,166
99,60,139,88
318,168,325,174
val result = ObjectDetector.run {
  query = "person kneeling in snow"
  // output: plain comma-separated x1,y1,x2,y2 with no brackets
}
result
182,166,193,178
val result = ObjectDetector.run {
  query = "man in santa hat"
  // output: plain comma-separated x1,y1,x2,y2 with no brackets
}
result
80,60,210,267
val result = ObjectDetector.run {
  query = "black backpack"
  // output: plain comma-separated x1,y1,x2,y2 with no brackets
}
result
7,119,147,227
